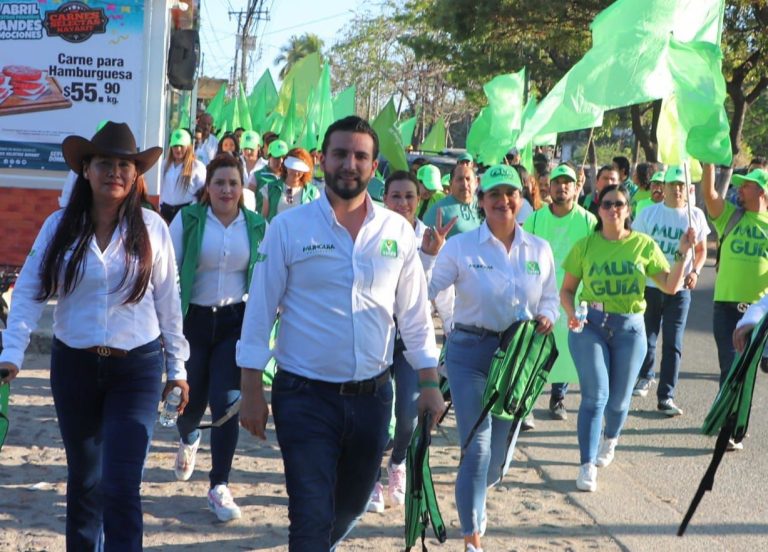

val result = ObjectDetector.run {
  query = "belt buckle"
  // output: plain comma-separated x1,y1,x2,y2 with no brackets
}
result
96,346,111,357
339,382,359,396
737,303,749,314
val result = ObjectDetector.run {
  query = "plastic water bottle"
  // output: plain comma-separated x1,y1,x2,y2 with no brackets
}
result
159,387,182,427
572,301,588,333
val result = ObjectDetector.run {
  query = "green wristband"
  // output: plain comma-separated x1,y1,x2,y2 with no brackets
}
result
418,380,440,389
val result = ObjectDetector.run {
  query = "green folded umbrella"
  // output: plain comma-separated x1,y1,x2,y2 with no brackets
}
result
405,412,446,552
679,311,768,536
0,379,9,453
461,319,558,472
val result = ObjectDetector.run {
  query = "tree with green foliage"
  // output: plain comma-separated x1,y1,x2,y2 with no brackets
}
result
274,33,324,79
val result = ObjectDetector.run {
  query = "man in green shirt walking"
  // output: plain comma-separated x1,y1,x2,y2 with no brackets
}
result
524,164,597,421
422,163,482,237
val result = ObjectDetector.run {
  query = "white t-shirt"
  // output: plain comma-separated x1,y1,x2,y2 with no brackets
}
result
160,159,207,206
632,202,710,289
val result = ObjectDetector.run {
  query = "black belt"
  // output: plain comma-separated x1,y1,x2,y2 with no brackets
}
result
714,301,753,314
188,302,245,315
453,323,503,339
280,370,390,396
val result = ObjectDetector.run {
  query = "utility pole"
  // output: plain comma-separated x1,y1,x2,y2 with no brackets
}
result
228,0,269,93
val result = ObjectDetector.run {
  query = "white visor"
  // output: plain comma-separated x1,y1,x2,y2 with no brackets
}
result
284,156,311,173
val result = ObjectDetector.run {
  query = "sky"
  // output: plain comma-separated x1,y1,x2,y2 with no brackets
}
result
198,0,368,88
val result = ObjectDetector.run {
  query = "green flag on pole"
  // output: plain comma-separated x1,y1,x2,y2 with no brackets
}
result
518,0,725,145
248,69,278,112
237,83,253,131
276,52,322,119
333,85,356,120
397,116,417,148
205,83,227,127
419,117,446,153
315,62,335,149
281,88,301,147
371,98,409,172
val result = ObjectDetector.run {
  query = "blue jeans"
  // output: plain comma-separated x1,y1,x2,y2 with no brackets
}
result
390,349,419,465
50,337,164,552
176,303,244,487
639,287,691,400
271,369,393,551
550,383,568,401
446,330,516,536
568,311,646,465
713,302,745,386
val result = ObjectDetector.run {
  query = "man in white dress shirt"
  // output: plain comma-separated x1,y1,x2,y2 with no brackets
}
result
194,113,218,165
237,116,445,550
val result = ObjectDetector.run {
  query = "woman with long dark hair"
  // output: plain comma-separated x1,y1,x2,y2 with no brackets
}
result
561,184,693,493
168,154,267,521
160,128,206,223
0,122,189,550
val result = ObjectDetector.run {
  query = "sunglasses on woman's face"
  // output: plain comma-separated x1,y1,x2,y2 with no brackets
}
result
600,200,627,210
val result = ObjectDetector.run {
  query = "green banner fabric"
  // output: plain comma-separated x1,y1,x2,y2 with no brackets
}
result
281,88,301,147
205,83,227,127
276,52,322,119
419,117,446,153
518,0,725,145
397,116,417,149
371,99,409,172
237,83,253,131
332,85,356,120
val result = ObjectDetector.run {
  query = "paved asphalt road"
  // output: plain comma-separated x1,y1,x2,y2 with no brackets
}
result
517,260,768,551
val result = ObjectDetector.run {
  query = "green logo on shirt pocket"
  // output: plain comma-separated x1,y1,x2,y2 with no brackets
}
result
380,239,398,258
526,261,541,275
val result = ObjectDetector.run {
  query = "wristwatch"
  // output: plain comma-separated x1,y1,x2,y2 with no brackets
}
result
692,268,700,275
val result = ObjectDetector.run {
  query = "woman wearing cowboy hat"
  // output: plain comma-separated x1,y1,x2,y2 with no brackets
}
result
0,122,190,551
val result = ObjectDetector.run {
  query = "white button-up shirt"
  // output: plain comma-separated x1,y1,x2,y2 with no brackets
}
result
195,134,218,165
169,207,251,307
426,221,559,332
236,191,440,382
737,293,768,330
0,209,189,379
160,159,207,206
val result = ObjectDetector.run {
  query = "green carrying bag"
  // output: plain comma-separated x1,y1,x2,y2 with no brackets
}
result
462,320,558,455
0,377,9,453
405,413,447,552
678,311,768,536
261,318,280,386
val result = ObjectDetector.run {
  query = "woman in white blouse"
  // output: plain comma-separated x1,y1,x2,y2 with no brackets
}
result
169,154,267,522
159,128,206,223
422,164,558,552
0,122,189,551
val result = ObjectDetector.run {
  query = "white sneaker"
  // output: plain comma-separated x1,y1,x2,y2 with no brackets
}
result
727,438,744,451
466,545,484,552
595,437,618,467
387,460,407,506
576,463,597,492
174,435,201,481
632,377,654,397
207,484,242,521
367,481,385,513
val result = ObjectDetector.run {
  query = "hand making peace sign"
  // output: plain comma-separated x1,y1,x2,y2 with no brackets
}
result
420,209,458,256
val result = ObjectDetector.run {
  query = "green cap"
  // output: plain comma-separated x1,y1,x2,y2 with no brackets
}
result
169,128,191,148
664,166,686,184
416,164,442,192
441,173,450,187
480,164,523,192
268,139,288,158
650,171,665,183
241,130,261,151
549,164,576,183
732,169,768,192
457,152,474,163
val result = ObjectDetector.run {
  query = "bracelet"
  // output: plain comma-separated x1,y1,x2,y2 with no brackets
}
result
674,250,686,262
418,380,440,389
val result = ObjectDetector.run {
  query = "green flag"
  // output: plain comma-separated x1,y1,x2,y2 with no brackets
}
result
178,93,191,129
333,85,356,120
281,88,301,147
205,83,227,127
397,116,417,148
371,98,409,172
419,117,446,153
267,111,284,134
518,0,725,144
466,108,492,165
248,69,278,113
667,38,732,166
218,99,234,136
237,83,253,131
315,62,335,149
276,52,322,119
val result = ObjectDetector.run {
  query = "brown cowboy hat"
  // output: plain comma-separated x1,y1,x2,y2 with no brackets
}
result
62,121,163,175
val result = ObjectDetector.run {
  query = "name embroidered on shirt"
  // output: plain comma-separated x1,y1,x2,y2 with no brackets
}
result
302,243,335,254
526,261,541,275
380,239,398,258
468,263,493,270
